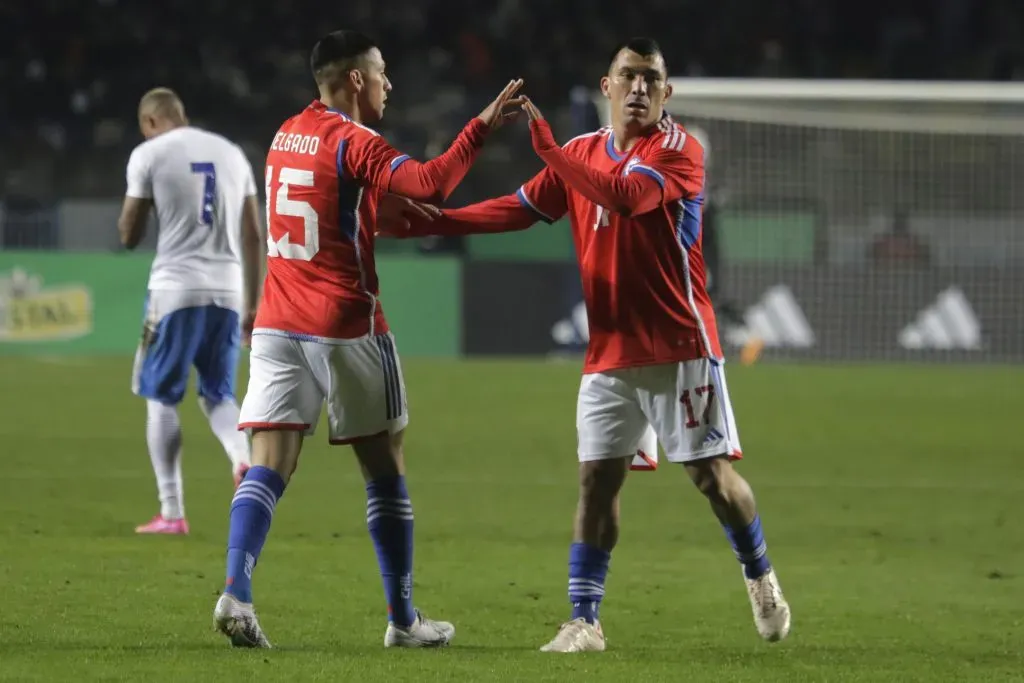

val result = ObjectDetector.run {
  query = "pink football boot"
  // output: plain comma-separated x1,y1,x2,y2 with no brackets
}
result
135,515,190,535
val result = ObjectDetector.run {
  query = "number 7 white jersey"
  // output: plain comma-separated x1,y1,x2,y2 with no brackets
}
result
125,126,257,293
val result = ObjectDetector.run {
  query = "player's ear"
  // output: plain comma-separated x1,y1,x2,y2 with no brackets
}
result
600,76,611,98
348,68,365,91
664,80,673,100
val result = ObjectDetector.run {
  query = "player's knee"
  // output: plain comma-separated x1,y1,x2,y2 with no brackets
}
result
250,429,302,482
198,396,218,416
198,393,235,416
145,399,180,421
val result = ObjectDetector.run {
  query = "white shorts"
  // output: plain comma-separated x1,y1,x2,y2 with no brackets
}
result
238,330,408,444
577,358,742,464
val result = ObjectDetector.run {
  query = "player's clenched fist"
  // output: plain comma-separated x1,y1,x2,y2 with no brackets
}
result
476,79,526,129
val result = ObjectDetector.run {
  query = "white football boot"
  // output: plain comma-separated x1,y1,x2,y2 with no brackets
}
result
213,593,272,648
539,617,606,653
384,610,455,648
745,567,791,642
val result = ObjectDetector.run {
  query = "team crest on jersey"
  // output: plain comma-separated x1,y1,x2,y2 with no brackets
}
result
0,267,93,343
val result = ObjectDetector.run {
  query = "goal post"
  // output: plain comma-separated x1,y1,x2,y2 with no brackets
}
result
594,79,1024,363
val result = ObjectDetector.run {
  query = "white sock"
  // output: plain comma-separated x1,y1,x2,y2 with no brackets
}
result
146,400,184,520
201,397,251,469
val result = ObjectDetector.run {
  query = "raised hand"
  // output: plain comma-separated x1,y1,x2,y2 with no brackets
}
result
376,193,441,238
521,96,544,122
522,97,557,155
477,79,526,130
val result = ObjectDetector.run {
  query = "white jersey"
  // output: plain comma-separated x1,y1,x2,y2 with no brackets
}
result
125,126,257,293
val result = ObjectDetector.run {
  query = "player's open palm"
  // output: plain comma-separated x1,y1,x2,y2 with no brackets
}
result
477,79,526,130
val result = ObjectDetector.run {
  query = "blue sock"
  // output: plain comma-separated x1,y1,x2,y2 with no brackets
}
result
366,475,415,627
568,542,611,624
723,514,772,579
223,466,286,603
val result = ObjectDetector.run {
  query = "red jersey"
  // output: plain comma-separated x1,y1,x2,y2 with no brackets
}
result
256,100,487,340
420,116,719,374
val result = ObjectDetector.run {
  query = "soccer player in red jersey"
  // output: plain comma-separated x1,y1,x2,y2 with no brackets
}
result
213,29,524,649
385,37,791,651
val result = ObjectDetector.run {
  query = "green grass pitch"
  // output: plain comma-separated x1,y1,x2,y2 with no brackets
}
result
0,357,1022,682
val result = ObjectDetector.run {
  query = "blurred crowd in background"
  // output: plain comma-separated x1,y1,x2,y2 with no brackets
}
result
2,0,1022,201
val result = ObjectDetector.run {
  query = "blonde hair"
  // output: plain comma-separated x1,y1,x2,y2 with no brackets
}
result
138,87,186,122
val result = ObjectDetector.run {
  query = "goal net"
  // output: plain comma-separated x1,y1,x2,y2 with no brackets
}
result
594,79,1024,363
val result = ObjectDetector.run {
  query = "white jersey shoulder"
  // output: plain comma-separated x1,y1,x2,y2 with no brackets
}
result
126,127,256,293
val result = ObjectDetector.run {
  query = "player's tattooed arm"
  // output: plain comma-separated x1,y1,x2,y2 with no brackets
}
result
521,98,699,217
117,196,152,250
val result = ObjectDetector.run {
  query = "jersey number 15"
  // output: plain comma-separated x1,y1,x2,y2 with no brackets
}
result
265,165,319,261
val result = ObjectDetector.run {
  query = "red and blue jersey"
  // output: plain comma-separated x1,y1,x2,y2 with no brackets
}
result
519,117,721,372
256,100,486,339
425,116,720,373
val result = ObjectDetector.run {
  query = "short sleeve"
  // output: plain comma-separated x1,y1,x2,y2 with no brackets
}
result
338,126,409,190
626,131,705,201
515,167,568,223
125,145,153,199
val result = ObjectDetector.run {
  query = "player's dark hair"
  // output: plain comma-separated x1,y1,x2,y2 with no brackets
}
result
310,30,378,83
608,37,663,67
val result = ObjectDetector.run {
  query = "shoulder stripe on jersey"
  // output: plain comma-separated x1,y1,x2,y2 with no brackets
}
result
661,128,687,152
516,186,555,223
390,154,411,172
326,109,380,137
628,164,665,188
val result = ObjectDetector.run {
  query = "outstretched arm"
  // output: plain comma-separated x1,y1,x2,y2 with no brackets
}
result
411,195,539,237
382,167,569,238
346,120,487,204
523,100,703,217
347,79,525,203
